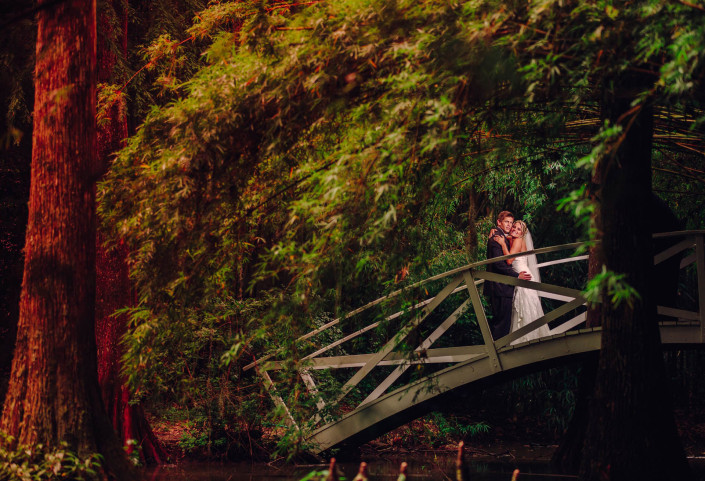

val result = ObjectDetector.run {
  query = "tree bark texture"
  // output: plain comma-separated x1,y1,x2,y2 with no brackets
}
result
96,234,166,465
0,1,134,478
579,75,691,481
94,0,166,464
585,166,606,329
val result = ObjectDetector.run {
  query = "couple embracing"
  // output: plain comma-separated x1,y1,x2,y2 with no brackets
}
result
483,211,550,343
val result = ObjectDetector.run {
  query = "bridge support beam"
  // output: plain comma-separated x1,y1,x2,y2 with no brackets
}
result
464,271,501,372
696,235,705,343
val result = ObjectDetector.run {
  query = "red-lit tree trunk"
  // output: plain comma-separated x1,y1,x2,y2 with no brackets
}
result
96,235,166,465
95,0,165,465
0,1,133,478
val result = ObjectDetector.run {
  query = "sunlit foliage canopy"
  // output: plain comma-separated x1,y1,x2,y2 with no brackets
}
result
99,0,705,396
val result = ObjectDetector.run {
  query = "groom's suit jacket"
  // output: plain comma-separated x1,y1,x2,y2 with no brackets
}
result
483,230,520,298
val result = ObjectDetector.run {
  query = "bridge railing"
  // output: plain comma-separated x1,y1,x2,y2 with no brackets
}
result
244,231,705,430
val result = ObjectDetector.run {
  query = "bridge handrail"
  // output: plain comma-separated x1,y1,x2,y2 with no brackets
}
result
243,231,703,372
653,229,705,238
244,241,590,371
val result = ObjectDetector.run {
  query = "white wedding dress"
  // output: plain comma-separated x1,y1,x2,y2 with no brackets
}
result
510,232,550,344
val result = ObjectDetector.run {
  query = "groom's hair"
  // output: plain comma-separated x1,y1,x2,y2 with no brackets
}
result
497,210,514,222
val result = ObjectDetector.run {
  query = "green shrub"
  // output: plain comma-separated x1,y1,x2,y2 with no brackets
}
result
0,433,103,481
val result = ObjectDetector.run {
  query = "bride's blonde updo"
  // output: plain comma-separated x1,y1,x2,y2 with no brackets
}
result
512,220,528,238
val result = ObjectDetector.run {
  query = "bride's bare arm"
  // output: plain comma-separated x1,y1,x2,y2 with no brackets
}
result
494,236,524,265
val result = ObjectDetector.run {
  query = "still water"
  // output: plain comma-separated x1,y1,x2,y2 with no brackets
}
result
143,457,577,481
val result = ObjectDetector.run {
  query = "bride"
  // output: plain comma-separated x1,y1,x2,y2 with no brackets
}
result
493,220,550,344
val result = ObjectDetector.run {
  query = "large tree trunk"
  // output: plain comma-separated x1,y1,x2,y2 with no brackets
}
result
0,1,134,478
554,194,684,474
579,75,691,481
95,0,166,464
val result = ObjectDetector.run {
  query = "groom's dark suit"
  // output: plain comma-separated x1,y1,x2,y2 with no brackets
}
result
483,230,520,339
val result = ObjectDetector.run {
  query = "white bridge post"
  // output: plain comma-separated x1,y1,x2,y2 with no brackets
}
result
463,271,502,372
696,234,705,343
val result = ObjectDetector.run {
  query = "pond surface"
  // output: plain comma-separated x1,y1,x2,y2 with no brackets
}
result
143,457,576,481
143,455,705,481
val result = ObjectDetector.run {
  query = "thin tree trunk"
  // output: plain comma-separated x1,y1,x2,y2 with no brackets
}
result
95,0,166,464
96,234,167,464
585,170,606,329
465,191,482,253
0,1,134,478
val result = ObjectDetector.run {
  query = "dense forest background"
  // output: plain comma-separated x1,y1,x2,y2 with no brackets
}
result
1,1,705,480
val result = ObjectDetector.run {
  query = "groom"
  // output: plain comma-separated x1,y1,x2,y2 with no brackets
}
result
483,211,531,339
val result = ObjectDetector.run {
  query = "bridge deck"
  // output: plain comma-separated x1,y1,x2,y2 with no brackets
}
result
244,231,705,454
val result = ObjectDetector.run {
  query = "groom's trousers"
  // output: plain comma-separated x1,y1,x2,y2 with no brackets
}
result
490,295,513,339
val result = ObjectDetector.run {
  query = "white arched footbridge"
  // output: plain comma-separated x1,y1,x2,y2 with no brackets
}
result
244,231,705,454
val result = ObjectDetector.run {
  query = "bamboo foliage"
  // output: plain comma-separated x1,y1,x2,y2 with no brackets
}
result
96,0,705,456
